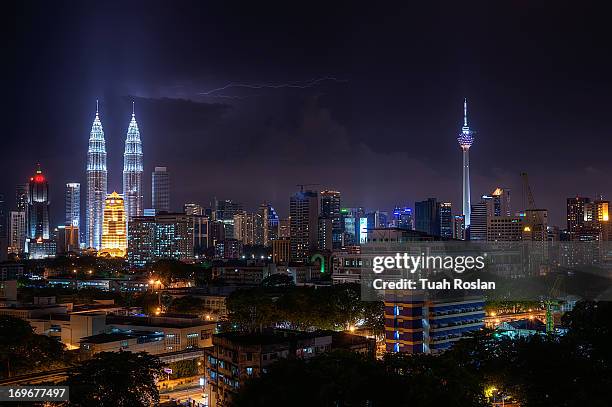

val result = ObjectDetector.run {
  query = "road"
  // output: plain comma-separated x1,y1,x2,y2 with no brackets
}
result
161,385,208,406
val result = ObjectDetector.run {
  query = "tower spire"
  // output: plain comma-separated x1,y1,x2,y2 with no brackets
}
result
132,101,135,117
463,98,468,127
96,99,99,115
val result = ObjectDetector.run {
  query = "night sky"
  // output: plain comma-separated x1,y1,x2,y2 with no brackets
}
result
6,1,611,227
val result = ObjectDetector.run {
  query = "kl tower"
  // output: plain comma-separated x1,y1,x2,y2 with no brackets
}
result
457,98,474,229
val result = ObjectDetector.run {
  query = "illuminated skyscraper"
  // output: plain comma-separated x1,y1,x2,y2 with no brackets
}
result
8,211,27,253
457,98,475,227
123,102,144,221
437,202,452,238
28,165,50,240
100,192,127,257
86,101,107,249
289,189,318,261
259,202,279,246
65,183,80,227
152,166,169,213
320,190,342,248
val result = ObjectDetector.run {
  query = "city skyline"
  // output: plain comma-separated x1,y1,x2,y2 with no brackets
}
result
5,2,612,227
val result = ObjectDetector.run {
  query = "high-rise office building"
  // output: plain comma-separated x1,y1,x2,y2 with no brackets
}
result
152,167,170,213
16,184,29,213
214,199,242,239
523,209,549,241
27,165,50,240
128,213,197,266
452,215,466,240
123,103,144,221
392,207,413,230
259,203,279,246
317,216,333,250
437,202,452,238
320,190,342,249
184,203,204,216
8,211,27,254
457,98,475,227
490,187,511,217
415,198,439,236
366,211,388,230
278,218,291,238
55,225,80,254
233,211,264,246
0,194,5,239
567,196,590,236
86,101,107,249
289,190,319,262
65,183,80,229
100,192,127,257
469,201,488,241
487,216,524,241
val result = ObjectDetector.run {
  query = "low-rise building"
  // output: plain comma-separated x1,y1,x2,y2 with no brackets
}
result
205,329,373,406
384,293,485,354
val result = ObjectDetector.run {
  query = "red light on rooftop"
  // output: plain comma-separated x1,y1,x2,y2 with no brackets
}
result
34,175,45,183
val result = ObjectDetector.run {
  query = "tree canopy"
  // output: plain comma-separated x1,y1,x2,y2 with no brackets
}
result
64,351,164,407
231,301,612,406
0,315,67,378
226,283,384,333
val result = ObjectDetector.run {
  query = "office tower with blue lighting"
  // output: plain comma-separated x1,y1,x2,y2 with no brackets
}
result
86,101,107,249
123,102,144,221
457,98,475,228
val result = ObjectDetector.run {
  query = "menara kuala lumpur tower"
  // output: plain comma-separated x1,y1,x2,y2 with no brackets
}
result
457,98,474,228
86,101,107,249
122,102,143,221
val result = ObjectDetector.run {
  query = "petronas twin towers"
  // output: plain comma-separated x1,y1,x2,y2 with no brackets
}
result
86,101,143,249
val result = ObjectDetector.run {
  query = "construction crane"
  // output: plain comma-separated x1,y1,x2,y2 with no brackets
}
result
545,274,563,333
521,172,546,240
521,172,536,210
295,183,320,192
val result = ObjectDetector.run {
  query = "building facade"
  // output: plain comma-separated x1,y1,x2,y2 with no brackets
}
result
86,102,107,249
415,198,439,236
123,104,144,221
384,293,485,354
65,182,80,232
8,211,27,254
152,166,170,213
438,202,452,238
128,213,197,266
320,190,342,249
289,190,319,262
27,165,50,240
100,192,127,257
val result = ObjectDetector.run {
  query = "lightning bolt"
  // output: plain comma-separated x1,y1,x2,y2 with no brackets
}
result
198,76,347,98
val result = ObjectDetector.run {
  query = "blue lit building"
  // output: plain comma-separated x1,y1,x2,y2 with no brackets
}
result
86,101,107,250
384,293,485,354
392,206,414,230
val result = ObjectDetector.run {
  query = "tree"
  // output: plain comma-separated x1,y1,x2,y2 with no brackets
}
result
64,351,164,407
169,295,205,314
232,350,487,407
261,273,295,287
0,316,66,378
